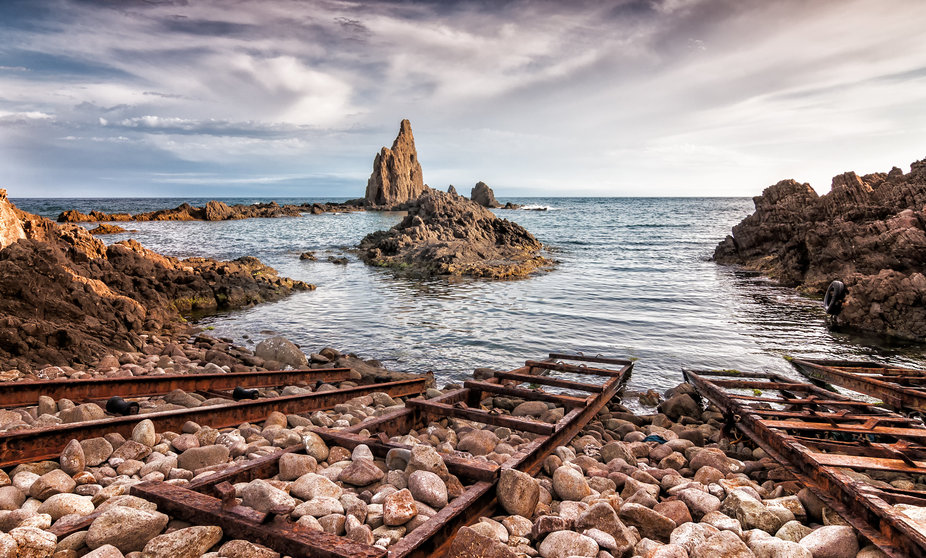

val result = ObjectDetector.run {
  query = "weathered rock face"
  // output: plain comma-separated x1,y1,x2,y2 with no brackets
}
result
358,189,552,279
0,190,25,250
0,200,313,371
364,119,426,207
714,158,926,340
471,181,501,208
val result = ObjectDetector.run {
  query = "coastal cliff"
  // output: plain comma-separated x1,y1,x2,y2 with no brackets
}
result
714,158,926,340
358,189,551,278
0,195,313,371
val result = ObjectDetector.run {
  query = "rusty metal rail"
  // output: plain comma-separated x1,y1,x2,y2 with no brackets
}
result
0,368,353,407
0,377,428,467
685,368,926,558
108,352,632,558
791,358,926,414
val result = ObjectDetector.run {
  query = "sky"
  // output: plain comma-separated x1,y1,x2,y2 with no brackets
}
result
1,0,925,198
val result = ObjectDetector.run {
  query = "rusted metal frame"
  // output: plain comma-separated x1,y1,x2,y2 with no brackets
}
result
762,420,926,441
338,388,470,437
0,377,427,467
0,368,352,407
132,481,386,558
462,380,589,408
493,371,603,393
704,379,816,391
310,428,499,483
525,360,624,378
727,393,885,407
792,358,925,412
405,398,555,435
547,353,634,366
686,370,926,558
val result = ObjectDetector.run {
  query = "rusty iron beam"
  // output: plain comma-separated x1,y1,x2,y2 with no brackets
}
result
727,393,881,407
188,446,300,496
493,371,603,393
132,481,385,558
0,377,427,467
405,398,555,435
0,368,353,407
525,360,624,378
761,420,926,440
809,452,926,475
463,380,588,408
547,353,634,366
746,409,915,423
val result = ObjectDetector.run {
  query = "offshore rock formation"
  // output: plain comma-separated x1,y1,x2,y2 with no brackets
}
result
714,159,926,340
471,181,501,208
0,190,25,249
0,196,313,371
57,200,356,223
358,189,552,279
364,119,426,207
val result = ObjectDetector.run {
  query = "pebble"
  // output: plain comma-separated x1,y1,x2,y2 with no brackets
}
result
85,506,169,553
29,469,75,500
9,526,56,558
538,530,599,558
131,419,157,447
383,488,417,526
59,439,86,475
496,468,539,517
798,525,859,558
239,480,296,514
338,459,385,486
552,466,591,501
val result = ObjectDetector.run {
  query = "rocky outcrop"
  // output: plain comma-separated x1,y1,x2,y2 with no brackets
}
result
714,158,926,340
358,189,552,279
0,199,313,371
364,119,426,207
57,201,356,223
471,181,501,208
89,224,130,235
447,185,459,196
0,190,25,249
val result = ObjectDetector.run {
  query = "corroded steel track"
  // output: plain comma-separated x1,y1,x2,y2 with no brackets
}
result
685,368,926,558
99,352,634,558
0,377,428,467
0,368,353,407
791,358,926,414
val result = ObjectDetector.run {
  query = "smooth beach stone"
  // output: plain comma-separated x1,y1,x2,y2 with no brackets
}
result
538,530,599,558
797,526,859,558
60,439,86,475
36,493,94,521
383,488,417,526
86,506,169,552
29,469,75,500
217,539,281,558
291,473,341,500
131,419,157,447
239,479,296,514
141,525,223,558
9,526,56,558
338,459,385,486
497,468,539,517
408,470,448,509
552,466,591,501
690,530,753,558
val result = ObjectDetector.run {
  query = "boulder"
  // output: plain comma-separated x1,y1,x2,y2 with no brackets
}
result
254,336,307,368
497,468,539,517
471,181,501,208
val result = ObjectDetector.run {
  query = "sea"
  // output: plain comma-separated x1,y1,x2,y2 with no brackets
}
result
14,197,926,393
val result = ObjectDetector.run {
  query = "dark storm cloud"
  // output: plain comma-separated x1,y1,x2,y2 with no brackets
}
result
0,0,924,197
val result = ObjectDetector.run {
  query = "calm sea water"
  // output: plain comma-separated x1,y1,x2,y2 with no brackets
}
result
14,197,926,391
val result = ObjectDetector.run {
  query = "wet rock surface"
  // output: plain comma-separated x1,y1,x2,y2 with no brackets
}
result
714,158,926,340
358,189,553,279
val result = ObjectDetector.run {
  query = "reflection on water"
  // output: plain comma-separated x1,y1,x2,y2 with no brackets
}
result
14,196,926,389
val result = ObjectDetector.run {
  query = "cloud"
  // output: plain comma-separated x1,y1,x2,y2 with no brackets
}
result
0,0,924,197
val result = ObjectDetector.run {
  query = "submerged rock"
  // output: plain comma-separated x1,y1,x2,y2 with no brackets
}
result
358,189,552,279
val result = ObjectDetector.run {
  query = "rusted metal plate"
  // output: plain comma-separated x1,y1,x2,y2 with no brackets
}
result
132,481,386,558
0,377,427,467
686,369,926,558
547,353,634,366
0,368,352,407
792,358,926,413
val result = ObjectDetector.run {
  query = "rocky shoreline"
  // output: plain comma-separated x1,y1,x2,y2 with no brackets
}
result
0,345,885,558
0,191,312,372
57,200,360,224
714,158,926,341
